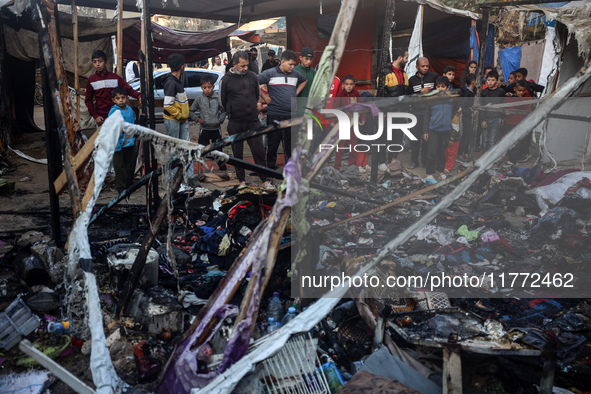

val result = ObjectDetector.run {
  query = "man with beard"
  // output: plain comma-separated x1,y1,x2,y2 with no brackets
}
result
219,51,272,188
384,47,411,97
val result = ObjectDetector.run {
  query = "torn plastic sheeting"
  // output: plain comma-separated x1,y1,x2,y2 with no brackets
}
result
8,146,48,165
162,156,302,392
525,171,591,216
415,225,456,245
0,369,50,393
359,346,442,394
67,112,126,393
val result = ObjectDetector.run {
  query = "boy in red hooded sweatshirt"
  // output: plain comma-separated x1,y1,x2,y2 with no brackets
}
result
333,75,368,171
85,50,141,127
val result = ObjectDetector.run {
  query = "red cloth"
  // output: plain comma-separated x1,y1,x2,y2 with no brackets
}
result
85,71,141,119
287,5,375,90
504,91,532,125
445,141,459,171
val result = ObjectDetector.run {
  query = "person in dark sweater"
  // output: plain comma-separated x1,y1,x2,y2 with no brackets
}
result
219,50,271,188
262,50,280,72
443,65,456,90
505,67,545,97
408,57,438,169
423,76,459,178
480,70,506,151
457,73,476,161
504,80,533,163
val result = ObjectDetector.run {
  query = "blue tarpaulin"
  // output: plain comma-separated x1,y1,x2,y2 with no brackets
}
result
471,23,495,68
499,46,522,81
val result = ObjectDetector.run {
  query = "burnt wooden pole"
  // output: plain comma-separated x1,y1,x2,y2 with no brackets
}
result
34,0,82,218
469,6,490,159
372,0,395,183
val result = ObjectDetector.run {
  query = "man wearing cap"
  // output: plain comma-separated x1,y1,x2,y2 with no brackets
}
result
262,50,280,72
294,47,316,98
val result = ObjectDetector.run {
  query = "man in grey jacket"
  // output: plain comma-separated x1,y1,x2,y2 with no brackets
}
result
189,74,229,179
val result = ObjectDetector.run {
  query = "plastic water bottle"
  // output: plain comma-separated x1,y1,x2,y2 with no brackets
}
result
267,318,278,334
267,292,284,325
281,307,297,326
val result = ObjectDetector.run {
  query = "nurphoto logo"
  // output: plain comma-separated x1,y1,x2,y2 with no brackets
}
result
304,107,418,153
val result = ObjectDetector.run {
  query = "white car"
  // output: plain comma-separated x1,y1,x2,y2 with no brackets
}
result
129,68,224,119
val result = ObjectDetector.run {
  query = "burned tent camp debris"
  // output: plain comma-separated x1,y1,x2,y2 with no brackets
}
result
2,0,591,393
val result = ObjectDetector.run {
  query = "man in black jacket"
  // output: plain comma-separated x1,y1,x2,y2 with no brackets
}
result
219,51,271,188
407,57,439,169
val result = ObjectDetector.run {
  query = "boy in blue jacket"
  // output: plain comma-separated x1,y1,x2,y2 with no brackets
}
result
108,86,136,193
423,76,459,179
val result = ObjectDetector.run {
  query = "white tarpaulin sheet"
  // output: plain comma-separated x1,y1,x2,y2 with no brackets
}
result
405,5,423,76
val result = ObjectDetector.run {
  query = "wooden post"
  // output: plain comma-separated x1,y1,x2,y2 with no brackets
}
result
539,351,556,394
443,346,463,393
72,0,80,123
468,7,490,159
35,0,82,217
116,0,123,77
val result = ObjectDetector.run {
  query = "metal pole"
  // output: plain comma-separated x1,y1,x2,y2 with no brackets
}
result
468,7,490,159
72,0,80,123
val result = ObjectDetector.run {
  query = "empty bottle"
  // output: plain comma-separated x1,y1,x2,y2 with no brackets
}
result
281,307,297,326
267,317,279,334
267,292,284,325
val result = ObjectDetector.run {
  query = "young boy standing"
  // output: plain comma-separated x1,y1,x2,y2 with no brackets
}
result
86,50,141,127
108,87,136,193
505,80,533,163
423,76,458,179
443,65,456,89
163,53,196,185
189,75,229,180
480,70,506,151
333,75,367,171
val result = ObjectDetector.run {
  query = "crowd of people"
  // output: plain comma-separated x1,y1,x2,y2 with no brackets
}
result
85,45,545,191
382,48,545,181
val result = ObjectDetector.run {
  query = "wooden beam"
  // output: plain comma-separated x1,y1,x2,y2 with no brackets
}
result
318,168,470,232
116,0,123,77
443,346,463,393
53,128,99,194
36,0,82,217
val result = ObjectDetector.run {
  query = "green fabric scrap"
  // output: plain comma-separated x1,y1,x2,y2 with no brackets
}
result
456,225,480,242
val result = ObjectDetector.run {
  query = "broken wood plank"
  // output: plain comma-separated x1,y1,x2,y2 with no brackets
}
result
318,168,470,231
53,129,99,194
443,346,463,394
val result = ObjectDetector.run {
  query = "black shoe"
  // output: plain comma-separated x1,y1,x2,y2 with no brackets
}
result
219,173,230,181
